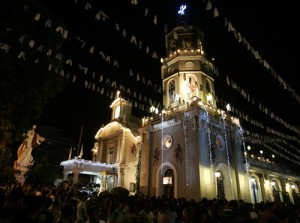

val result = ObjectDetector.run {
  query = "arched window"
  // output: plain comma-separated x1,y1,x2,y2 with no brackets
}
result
168,80,176,104
205,79,211,94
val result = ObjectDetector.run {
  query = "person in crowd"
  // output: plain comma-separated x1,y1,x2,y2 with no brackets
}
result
75,191,88,223
138,199,155,223
57,204,75,223
0,186,29,223
157,200,169,223
85,198,106,223
181,207,193,223
107,197,128,223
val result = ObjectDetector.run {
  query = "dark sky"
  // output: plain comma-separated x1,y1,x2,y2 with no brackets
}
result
34,0,299,161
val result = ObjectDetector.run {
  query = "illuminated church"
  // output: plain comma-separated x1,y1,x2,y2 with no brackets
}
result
61,6,300,204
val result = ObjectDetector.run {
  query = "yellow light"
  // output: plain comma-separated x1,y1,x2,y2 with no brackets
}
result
207,94,212,102
215,171,221,178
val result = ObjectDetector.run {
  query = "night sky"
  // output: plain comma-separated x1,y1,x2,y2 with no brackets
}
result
7,1,298,162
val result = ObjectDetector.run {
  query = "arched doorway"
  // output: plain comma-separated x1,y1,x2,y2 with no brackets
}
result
250,177,259,204
271,180,281,202
163,169,174,199
215,171,225,199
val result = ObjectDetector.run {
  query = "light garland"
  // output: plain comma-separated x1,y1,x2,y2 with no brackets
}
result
205,110,214,185
221,113,234,198
221,113,231,168
240,127,250,177
160,112,164,175
243,130,300,163
135,143,142,194
205,1,300,103
224,76,300,136
183,112,189,187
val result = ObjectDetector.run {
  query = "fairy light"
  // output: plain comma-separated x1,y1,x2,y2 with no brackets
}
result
205,110,214,185
160,112,164,175
221,112,234,198
183,112,189,187
135,143,142,194
240,127,250,178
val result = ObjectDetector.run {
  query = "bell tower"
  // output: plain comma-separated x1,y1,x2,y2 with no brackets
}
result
110,91,132,123
161,5,216,109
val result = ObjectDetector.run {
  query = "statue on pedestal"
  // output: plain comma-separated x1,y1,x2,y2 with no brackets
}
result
13,125,45,184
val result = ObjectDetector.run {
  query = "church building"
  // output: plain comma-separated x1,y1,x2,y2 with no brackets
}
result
61,6,300,204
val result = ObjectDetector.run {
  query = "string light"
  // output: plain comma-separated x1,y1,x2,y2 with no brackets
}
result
240,127,250,178
221,112,233,197
160,112,164,175
205,110,214,185
183,112,189,187
135,143,142,194
221,113,234,199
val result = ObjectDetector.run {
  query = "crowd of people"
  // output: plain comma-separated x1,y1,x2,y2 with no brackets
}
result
0,181,300,223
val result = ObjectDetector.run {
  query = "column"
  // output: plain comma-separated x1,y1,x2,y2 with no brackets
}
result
63,171,69,181
72,170,80,185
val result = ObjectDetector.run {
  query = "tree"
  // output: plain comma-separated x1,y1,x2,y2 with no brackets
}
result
0,0,67,174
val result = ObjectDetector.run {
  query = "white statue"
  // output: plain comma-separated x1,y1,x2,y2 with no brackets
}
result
15,125,45,167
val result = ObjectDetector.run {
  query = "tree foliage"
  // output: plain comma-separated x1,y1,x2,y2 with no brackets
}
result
0,0,67,177
0,0,66,146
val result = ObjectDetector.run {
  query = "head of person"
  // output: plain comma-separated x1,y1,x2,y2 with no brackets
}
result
86,199,101,222
183,207,193,223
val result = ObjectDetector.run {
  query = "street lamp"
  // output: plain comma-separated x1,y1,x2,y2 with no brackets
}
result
250,177,258,204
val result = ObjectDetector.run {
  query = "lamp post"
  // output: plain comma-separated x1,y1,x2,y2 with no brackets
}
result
250,177,257,204
215,171,221,199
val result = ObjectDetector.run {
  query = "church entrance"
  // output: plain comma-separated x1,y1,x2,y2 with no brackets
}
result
163,169,174,199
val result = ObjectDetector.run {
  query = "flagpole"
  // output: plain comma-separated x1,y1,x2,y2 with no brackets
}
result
77,125,83,157
68,147,72,160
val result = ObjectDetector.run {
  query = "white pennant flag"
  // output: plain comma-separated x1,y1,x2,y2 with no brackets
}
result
206,0,212,10
85,2,92,10
131,0,138,5
214,8,219,17
34,12,41,21
18,51,25,60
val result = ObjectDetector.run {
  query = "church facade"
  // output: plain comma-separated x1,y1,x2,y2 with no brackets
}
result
61,9,300,204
